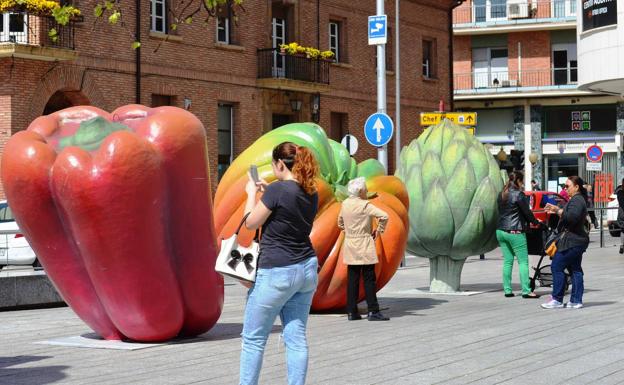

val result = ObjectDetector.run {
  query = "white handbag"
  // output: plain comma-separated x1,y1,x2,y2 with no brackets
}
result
215,213,260,283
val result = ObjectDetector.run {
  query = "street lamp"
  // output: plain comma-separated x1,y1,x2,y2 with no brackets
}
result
529,152,539,165
290,99,302,112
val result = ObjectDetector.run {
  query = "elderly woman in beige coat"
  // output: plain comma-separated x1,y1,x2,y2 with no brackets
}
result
338,177,390,321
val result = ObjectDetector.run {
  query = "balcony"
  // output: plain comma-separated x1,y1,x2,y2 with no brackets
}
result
257,48,330,93
453,0,577,34
454,67,583,98
0,13,76,61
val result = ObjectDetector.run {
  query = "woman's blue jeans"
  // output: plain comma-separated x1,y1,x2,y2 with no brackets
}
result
551,245,586,303
239,257,318,385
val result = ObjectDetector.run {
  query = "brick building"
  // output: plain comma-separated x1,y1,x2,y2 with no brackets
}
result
452,0,624,202
0,0,459,197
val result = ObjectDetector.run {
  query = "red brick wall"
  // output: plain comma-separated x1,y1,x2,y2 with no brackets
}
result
0,0,457,198
453,0,473,24
453,35,472,90
508,31,552,87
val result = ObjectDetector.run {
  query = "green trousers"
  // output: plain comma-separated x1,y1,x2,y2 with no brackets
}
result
496,230,531,295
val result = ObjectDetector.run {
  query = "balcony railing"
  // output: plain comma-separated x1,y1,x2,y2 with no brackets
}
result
0,13,74,50
257,48,330,84
453,0,576,26
454,67,578,94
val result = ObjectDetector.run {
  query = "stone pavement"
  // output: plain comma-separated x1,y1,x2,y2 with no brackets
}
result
1,240,624,385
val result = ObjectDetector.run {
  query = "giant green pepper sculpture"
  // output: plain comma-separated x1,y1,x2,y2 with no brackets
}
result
396,119,505,293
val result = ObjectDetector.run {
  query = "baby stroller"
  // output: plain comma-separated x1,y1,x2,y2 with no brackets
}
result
526,225,571,292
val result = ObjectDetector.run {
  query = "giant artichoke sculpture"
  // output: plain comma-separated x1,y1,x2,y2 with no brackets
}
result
396,119,505,292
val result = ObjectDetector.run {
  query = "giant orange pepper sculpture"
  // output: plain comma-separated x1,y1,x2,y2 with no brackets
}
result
214,123,408,311
1,105,223,342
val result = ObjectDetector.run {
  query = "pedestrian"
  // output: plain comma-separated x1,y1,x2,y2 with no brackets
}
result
337,177,390,321
531,179,539,191
585,184,598,229
559,184,570,201
239,142,320,385
541,176,590,309
616,179,624,254
496,171,543,299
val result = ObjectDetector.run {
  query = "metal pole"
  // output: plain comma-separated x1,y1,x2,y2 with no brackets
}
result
600,208,604,248
376,0,387,172
524,100,532,190
395,0,401,172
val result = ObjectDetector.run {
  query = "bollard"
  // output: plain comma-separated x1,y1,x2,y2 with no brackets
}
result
600,207,604,249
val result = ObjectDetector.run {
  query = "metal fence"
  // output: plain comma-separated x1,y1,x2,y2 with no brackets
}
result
257,48,330,84
453,0,577,25
454,68,577,93
0,13,74,49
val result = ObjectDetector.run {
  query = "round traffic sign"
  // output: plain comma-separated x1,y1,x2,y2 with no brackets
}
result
364,113,394,147
340,134,359,156
586,145,603,162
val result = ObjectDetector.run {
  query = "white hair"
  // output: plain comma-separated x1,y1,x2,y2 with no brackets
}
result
347,177,367,197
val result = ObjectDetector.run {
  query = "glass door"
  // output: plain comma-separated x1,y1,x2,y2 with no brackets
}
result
272,17,286,77
1,13,26,43
552,44,577,85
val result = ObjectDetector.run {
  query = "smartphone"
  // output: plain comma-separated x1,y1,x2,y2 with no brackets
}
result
249,165,260,184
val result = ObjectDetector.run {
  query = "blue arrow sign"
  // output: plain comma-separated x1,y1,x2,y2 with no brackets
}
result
368,15,387,45
364,113,394,147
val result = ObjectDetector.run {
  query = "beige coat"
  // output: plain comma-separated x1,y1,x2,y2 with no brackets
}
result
338,197,389,265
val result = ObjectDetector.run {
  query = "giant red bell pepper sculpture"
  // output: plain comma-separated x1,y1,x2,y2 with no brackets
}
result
1,105,223,342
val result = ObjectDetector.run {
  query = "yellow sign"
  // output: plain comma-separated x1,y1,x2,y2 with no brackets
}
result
420,112,477,127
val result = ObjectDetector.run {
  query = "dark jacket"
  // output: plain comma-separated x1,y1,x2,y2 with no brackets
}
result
616,185,624,227
497,187,540,232
558,193,590,252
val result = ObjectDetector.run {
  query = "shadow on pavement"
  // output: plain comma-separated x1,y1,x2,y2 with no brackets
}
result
380,297,448,319
0,356,67,385
196,323,280,342
582,301,618,308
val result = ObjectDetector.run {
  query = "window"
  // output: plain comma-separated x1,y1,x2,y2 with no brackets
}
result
216,17,230,44
218,104,234,180
150,0,166,33
216,4,234,44
472,47,508,87
152,94,173,107
329,21,340,61
422,39,436,78
552,43,578,85
1,12,26,43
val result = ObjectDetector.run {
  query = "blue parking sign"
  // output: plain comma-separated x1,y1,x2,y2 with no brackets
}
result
368,15,387,45
364,113,394,147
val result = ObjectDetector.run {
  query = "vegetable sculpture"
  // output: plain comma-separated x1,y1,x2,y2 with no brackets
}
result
214,123,408,310
395,119,505,293
1,105,223,341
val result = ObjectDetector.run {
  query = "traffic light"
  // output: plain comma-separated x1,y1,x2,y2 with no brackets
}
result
509,150,524,171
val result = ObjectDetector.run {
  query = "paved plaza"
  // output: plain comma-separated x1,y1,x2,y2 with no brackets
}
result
2,239,624,385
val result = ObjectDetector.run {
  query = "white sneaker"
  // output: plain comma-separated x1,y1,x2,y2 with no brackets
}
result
566,302,583,309
541,299,564,309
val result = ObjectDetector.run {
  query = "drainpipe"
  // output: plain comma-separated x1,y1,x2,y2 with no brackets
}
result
316,0,320,49
449,1,464,112
135,0,142,104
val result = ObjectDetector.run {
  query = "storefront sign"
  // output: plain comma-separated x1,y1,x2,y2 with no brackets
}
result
571,110,591,131
595,173,614,203
582,0,618,32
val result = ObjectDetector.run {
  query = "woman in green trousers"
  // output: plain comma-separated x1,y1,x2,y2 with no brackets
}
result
496,171,544,298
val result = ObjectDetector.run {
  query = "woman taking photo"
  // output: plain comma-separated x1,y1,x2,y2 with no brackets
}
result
240,142,320,385
542,176,589,309
496,171,543,299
